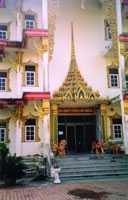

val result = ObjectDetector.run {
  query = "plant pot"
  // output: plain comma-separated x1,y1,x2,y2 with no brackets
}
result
53,168,61,184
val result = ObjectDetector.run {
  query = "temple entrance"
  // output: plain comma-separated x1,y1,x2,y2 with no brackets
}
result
58,115,96,153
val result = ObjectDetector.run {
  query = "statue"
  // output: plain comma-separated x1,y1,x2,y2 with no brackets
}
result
57,140,66,156
112,144,120,154
91,140,105,154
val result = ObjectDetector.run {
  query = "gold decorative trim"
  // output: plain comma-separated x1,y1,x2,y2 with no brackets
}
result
22,60,38,87
6,107,23,127
0,69,11,92
8,51,23,73
101,0,119,66
107,64,119,88
22,10,38,29
34,102,44,121
21,114,40,142
108,113,122,139
101,104,108,142
48,0,59,62
0,118,10,143
124,100,128,114
42,99,50,115
33,37,48,60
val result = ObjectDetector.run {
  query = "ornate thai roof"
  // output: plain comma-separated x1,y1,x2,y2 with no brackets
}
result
51,23,109,104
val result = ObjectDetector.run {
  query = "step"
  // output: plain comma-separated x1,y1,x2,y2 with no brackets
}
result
60,165,128,172
59,171,128,178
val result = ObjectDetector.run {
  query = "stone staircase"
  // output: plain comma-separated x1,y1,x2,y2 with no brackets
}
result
55,154,128,181
22,155,45,181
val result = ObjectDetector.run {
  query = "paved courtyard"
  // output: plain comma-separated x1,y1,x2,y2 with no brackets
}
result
0,178,128,200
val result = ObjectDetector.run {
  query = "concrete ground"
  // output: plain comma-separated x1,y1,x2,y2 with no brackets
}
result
0,178,128,200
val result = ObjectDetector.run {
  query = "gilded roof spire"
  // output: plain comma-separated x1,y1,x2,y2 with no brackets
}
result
71,22,76,61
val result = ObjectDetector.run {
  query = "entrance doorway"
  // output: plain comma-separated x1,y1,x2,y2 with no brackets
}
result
58,115,96,153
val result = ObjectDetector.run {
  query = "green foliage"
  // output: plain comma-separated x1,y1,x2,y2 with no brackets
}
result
4,155,27,182
0,142,27,185
0,142,9,158
0,142,9,179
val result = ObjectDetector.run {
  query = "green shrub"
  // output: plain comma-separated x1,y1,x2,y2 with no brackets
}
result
4,155,27,185
0,142,9,179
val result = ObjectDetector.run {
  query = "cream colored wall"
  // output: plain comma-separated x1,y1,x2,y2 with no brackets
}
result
9,119,16,155
49,0,121,99
0,7,16,41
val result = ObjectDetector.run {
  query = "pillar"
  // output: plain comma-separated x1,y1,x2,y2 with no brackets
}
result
16,12,23,42
50,103,58,149
96,106,102,140
42,0,48,29
123,100,128,154
15,119,22,156
101,104,108,143
16,52,23,98
42,99,50,144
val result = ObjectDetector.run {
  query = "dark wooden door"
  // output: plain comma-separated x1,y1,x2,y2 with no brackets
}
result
76,125,84,153
67,126,75,153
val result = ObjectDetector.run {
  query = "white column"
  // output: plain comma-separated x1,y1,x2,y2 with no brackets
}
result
116,0,128,154
43,114,50,144
17,65,22,98
43,51,49,91
41,0,49,91
42,0,48,29
16,12,22,41
15,120,22,156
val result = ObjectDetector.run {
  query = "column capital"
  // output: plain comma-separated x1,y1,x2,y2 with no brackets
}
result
51,103,58,115
42,99,50,115
101,104,107,115
124,100,128,114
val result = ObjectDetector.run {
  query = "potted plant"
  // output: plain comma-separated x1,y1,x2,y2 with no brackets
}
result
4,154,27,185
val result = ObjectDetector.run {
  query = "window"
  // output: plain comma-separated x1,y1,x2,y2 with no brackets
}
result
0,122,6,142
0,72,7,91
113,119,122,139
25,65,35,86
126,75,128,89
106,22,111,40
109,68,119,88
22,61,38,87
0,25,7,40
25,15,35,29
104,20,112,40
25,119,35,141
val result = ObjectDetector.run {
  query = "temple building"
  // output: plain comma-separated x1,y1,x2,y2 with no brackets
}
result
0,0,128,156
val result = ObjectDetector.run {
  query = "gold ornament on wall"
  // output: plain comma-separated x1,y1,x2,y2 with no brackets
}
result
34,102,44,121
101,0,119,66
6,107,23,127
8,51,23,73
48,0,59,62
33,38,48,60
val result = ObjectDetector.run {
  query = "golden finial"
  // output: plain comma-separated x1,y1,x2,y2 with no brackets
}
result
71,22,76,61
